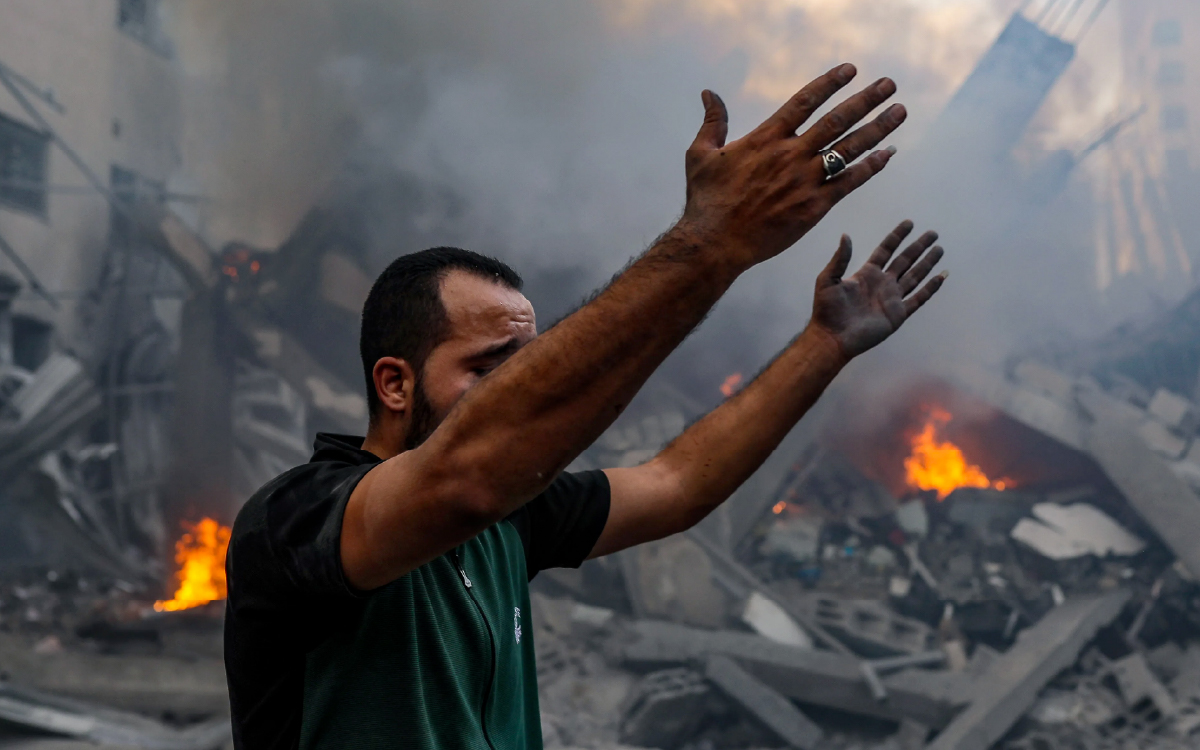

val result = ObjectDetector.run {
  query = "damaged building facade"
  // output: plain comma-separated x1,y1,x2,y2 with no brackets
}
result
5,1,1200,750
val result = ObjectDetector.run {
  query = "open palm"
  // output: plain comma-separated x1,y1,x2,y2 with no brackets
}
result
811,221,947,359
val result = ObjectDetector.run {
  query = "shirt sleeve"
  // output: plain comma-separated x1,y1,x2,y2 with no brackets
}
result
261,461,375,600
509,469,612,577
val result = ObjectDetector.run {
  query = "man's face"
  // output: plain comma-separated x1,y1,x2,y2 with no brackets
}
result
407,270,537,446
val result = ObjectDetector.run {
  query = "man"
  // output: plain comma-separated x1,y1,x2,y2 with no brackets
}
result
225,64,947,749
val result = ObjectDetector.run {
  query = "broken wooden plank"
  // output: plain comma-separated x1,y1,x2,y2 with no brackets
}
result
926,590,1130,750
621,620,969,728
705,655,824,749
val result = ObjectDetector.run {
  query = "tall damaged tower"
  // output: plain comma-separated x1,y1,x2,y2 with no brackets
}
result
1094,0,1200,293
931,12,1076,163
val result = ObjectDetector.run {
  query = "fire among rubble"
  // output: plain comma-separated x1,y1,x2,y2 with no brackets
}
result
904,407,1007,500
153,518,232,612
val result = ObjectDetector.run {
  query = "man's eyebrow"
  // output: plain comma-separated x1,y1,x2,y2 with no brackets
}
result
469,337,522,360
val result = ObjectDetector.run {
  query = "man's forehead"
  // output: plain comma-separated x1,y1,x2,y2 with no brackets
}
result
439,269,535,333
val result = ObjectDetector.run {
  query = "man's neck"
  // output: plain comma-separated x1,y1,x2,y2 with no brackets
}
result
360,424,405,462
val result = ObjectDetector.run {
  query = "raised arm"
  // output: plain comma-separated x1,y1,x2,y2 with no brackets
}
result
342,66,908,589
594,222,947,556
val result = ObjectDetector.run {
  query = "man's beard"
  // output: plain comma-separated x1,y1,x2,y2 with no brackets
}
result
404,373,439,451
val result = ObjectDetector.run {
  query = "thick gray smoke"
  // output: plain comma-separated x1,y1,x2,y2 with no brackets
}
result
172,0,1140,415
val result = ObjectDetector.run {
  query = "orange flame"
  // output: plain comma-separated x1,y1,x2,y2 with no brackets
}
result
721,373,744,398
154,518,231,612
904,409,1004,500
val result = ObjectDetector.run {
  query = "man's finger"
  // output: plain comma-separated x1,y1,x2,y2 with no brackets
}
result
751,64,856,142
796,78,898,153
886,231,939,278
904,271,948,316
865,220,915,269
822,103,906,164
821,148,893,205
690,90,729,151
818,235,853,287
898,245,945,295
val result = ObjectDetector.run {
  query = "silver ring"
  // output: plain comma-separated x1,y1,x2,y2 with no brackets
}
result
819,148,848,178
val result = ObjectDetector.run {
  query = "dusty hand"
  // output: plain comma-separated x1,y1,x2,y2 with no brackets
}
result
810,221,947,359
679,64,907,269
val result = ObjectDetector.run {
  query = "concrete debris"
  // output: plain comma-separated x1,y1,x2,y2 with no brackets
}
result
760,515,822,564
1149,388,1197,434
0,682,229,749
740,591,812,649
1078,388,1200,579
0,353,101,480
704,655,824,749
619,619,969,728
1111,652,1177,718
894,501,929,539
926,590,1130,750
1010,503,1146,560
793,595,933,657
618,669,710,750
11,168,1200,750
1137,417,1189,459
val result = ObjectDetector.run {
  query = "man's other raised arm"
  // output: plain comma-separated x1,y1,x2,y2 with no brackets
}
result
342,65,908,590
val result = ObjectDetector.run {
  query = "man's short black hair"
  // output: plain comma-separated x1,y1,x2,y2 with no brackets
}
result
360,246,523,424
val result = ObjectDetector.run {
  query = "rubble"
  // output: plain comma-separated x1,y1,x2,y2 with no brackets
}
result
926,591,1129,750
0,681,229,750
1010,503,1145,560
704,655,824,749
526,280,1200,748
9,95,1200,750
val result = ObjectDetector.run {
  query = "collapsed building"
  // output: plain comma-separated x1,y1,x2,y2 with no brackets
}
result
4,2,1200,750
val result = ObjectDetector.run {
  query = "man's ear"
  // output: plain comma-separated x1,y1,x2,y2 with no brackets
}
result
372,357,417,417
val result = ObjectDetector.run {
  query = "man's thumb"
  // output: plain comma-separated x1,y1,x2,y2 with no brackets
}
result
691,89,729,151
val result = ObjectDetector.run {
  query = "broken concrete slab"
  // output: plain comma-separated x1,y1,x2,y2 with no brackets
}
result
620,620,969,728
925,590,1130,750
740,591,812,649
1136,417,1189,459
704,655,823,749
1148,388,1196,434
1111,652,1176,718
0,633,228,715
792,594,934,657
1011,503,1145,560
947,363,1087,451
0,681,230,750
1078,389,1200,578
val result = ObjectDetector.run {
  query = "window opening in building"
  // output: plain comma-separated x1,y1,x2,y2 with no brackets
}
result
0,112,48,216
117,0,173,57
1153,20,1183,47
1158,60,1186,87
1163,105,1189,132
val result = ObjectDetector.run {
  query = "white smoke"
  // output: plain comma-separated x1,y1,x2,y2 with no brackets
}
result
170,0,1133,406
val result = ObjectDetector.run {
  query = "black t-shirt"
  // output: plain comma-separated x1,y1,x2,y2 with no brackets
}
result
224,433,611,749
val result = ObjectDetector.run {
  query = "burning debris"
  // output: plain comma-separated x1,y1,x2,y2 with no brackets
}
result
154,518,231,613
903,408,1008,501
